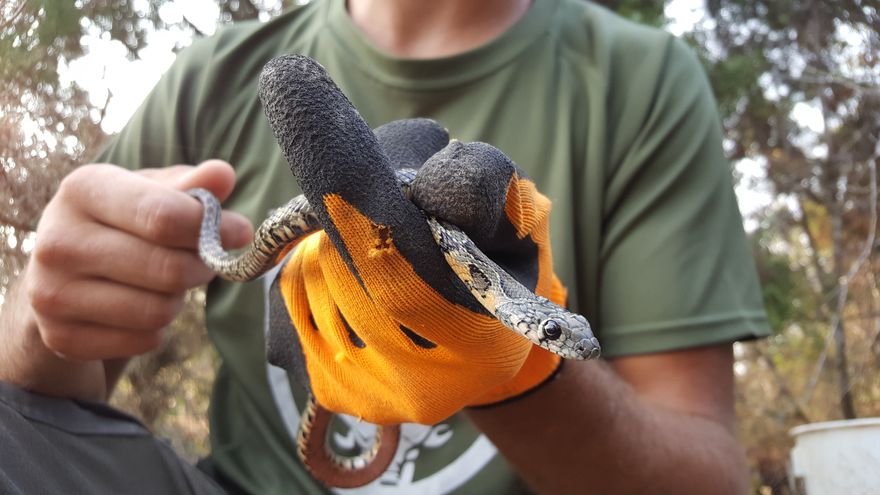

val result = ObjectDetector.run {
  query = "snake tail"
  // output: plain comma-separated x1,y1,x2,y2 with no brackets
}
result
187,188,320,282
296,396,401,488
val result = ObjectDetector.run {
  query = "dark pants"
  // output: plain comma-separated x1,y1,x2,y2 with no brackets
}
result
0,381,227,494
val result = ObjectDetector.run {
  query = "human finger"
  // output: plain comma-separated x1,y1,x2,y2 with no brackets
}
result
27,272,185,332
35,315,165,361
58,164,251,250
33,221,216,293
137,159,238,203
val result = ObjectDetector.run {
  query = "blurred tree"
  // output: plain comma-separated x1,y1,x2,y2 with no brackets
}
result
2,1,111,297
0,0,297,299
0,0,292,460
691,1,880,492
697,0,879,418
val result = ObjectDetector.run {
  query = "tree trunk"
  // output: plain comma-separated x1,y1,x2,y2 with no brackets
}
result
830,177,857,419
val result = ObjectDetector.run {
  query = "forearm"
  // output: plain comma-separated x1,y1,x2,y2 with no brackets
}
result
467,359,748,495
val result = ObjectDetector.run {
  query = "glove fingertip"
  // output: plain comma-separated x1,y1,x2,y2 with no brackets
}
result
375,118,450,170
258,54,402,223
411,141,515,245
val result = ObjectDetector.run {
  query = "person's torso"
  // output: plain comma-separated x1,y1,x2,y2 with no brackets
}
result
183,1,672,492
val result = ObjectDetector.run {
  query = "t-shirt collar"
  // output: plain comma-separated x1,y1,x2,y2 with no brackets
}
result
324,0,557,90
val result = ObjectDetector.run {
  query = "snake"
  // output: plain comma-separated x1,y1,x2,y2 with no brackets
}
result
186,169,600,488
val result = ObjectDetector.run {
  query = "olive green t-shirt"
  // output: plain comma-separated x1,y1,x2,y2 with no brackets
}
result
100,0,770,493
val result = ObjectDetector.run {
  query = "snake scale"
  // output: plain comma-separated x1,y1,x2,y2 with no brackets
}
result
188,169,600,487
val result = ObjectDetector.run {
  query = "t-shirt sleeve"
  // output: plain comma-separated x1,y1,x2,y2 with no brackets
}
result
597,36,770,357
97,38,215,170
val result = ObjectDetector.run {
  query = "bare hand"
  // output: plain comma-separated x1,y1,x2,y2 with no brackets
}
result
0,160,252,401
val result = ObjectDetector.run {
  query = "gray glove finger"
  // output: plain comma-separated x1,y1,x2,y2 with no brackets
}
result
410,141,541,292
374,118,450,170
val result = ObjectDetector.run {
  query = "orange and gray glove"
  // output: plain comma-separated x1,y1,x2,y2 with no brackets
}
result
259,55,594,425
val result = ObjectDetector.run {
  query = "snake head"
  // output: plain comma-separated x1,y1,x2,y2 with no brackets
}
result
537,312,601,360
499,301,601,360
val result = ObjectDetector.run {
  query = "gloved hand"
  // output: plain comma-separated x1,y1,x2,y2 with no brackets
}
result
259,56,581,425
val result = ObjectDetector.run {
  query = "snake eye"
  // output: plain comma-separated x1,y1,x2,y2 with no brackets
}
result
541,320,562,340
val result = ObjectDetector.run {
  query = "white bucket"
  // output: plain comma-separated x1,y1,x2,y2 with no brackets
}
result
789,418,880,495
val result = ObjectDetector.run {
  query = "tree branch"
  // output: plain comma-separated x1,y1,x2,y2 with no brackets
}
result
789,70,880,98
0,1,28,33
181,14,208,38
839,149,880,395
796,195,831,294
801,147,878,412
754,346,812,423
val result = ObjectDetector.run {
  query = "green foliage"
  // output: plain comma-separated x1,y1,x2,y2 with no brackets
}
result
1,1,156,89
755,245,802,335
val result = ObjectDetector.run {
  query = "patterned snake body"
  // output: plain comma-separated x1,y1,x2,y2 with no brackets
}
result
187,190,318,282
187,169,600,487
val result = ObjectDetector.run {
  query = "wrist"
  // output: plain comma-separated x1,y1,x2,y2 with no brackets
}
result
0,270,107,401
